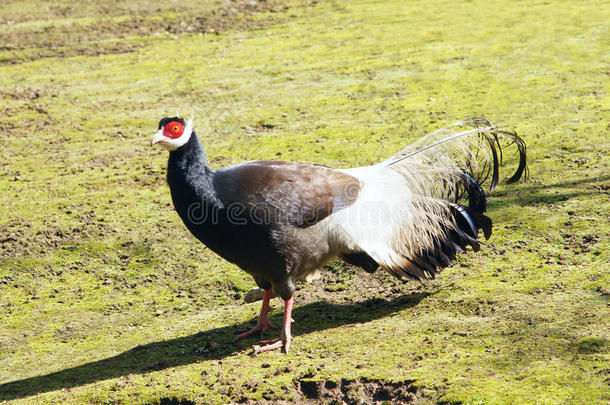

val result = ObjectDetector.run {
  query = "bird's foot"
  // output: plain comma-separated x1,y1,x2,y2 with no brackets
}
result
252,336,291,354
232,320,273,343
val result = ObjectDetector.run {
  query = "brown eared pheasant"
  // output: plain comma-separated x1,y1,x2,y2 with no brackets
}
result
151,116,527,354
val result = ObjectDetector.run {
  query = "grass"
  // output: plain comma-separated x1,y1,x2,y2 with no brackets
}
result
0,0,609,403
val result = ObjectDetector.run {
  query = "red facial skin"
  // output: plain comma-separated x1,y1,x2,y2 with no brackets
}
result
163,121,184,139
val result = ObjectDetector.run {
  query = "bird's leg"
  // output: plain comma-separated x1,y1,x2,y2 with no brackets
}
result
254,295,294,354
232,289,273,342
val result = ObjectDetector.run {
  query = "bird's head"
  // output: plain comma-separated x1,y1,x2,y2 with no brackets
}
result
151,115,194,151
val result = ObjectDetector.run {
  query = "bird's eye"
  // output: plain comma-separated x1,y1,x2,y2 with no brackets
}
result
163,121,184,139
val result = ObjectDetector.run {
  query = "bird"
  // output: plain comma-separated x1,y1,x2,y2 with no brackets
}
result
151,115,527,354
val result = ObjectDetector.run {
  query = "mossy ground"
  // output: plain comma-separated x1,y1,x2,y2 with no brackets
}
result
0,0,608,403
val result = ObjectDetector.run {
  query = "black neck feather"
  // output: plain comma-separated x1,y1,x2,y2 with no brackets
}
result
167,131,219,211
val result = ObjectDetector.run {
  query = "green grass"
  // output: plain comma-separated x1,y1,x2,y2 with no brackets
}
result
0,0,609,403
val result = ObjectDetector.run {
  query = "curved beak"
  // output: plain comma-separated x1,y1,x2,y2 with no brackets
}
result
151,129,165,147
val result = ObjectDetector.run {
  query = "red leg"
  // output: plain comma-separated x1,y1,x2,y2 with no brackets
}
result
254,295,294,354
232,289,273,342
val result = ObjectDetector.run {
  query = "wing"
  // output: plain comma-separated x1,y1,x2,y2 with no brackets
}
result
212,160,361,227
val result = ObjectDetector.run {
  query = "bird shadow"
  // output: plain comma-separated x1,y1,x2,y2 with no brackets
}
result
490,174,609,208
0,292,430,401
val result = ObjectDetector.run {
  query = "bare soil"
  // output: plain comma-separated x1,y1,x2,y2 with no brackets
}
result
0,0,305,64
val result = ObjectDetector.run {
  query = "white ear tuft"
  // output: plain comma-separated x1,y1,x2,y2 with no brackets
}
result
184,114,194,138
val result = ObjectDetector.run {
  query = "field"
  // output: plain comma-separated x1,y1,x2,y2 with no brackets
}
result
0,0,608,403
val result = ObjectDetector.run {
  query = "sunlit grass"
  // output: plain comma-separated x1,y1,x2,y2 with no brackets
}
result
0,0,608,403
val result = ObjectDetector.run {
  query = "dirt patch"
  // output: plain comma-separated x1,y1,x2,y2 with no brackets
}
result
0,0,307,64
156,398,196,405
240,260,429,309
562,232,601,254
0,219,105,261
0,85,59,101
292,377,436,404
0,103,57,139
230,376,440,404
295,261,416,306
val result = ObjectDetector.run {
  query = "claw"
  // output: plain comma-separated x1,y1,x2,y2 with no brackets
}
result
232,321,271,343
253,339,285,354
233,289,273,343
241,294,294,355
